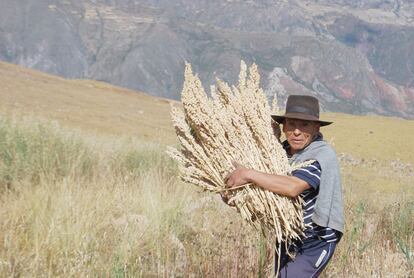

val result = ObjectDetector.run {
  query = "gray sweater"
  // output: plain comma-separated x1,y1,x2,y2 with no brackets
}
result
290,139,344,233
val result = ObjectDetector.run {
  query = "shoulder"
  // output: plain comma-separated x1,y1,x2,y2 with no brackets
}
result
292,136,340,168
308,141,338,161
309,140,335,153
293,140,339,172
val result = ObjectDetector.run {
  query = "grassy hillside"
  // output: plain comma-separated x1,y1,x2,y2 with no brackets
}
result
0,61,176,145
0,62,413,276
0,115,412,277
2,60,413,195
323,112,414,163
2,61,413,164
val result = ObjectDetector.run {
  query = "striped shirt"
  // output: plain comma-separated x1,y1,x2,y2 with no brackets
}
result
292,161,340,242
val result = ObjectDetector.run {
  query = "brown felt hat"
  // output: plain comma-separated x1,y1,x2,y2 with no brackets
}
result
271,95,332,126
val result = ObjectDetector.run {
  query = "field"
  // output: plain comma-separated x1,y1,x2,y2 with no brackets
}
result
0,62,413,277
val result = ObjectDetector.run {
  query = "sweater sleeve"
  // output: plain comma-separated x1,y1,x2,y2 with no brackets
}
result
291,161,321,190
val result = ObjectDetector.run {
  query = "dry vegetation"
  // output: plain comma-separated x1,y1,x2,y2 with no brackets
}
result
0,62,413,277
168,62,305,245
0,61,176,145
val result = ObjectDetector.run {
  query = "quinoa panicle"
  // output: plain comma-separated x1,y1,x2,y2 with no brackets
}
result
167,61,305,245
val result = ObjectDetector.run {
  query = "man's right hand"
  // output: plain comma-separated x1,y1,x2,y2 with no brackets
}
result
220,191,235,207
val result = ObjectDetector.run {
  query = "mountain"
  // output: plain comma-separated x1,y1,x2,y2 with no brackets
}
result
0,0,413,118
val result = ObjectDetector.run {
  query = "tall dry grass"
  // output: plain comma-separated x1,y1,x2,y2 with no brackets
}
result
0,116,265,277
0,118,98,189
0,116,413,277
325,198,414,277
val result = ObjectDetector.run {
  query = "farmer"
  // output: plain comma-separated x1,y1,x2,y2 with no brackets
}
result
225,95,344,277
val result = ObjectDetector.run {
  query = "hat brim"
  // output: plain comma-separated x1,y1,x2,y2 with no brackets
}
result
271,114,332,126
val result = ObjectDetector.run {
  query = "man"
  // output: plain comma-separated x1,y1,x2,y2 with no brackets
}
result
225,95,344,277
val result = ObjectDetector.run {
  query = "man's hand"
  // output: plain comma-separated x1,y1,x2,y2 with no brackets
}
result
220,191,235,207
225,161,251,188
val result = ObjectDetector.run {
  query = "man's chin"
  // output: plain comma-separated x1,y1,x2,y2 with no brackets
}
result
291,144,305,151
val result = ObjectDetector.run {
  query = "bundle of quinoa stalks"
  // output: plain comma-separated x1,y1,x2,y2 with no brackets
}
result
167,61,306,246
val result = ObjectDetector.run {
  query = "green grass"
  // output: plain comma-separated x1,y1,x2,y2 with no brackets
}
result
0,117,98,190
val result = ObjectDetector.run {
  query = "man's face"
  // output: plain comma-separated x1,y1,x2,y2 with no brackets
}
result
282,118,320,154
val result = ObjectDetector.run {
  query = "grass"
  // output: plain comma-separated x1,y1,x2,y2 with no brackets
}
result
0,116,265,276
323,112,414,163
0,61,177,145
0,115,413,277
0,117,98,190
325,190,414,277
0,61,413,276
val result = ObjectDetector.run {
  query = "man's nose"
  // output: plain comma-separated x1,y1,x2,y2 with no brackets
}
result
293,128,301,135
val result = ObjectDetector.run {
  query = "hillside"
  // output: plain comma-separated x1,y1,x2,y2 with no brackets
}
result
1,61,413,166
0,61,176,145
0,61,413,277
0,0,414,118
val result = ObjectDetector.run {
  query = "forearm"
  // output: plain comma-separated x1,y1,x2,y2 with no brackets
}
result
245,169,309,198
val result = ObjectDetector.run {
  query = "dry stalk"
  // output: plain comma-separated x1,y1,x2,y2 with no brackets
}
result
167,61,305,245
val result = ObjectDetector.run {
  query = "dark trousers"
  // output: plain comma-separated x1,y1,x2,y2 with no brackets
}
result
275,236,337,278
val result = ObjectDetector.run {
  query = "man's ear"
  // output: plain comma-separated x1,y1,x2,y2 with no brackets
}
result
315,122,321,132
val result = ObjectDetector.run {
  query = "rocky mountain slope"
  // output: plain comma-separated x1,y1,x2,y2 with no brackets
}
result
1,0,413,118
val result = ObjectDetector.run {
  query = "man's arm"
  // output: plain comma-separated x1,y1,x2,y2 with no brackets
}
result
225,163,310,198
